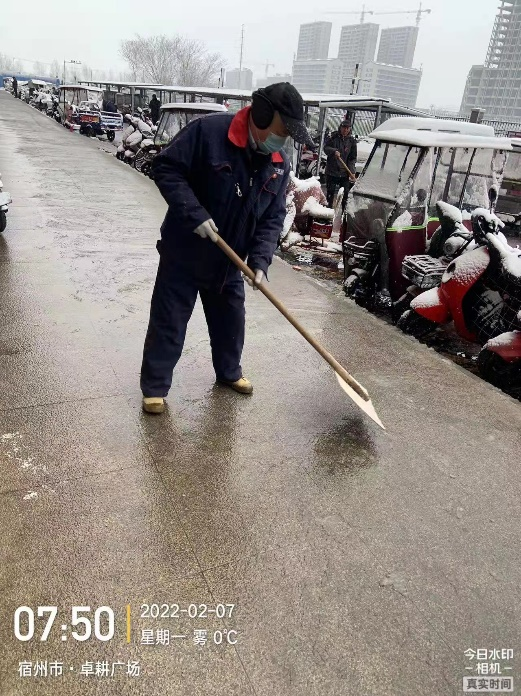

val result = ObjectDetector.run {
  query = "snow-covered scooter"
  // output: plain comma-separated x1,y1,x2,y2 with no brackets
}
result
0,172,12,233
398,209,521,354
391,201,476,321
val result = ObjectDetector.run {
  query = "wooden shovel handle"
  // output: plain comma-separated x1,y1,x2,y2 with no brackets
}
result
338,157,356,181
213,235,370,402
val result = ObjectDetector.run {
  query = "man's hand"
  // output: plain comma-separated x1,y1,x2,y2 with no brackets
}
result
335,151,341,158
243,269,266,290
194,219,218,242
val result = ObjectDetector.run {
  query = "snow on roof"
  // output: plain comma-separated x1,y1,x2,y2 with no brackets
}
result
373,117,495,137
60,84,103,92
371,129,512,150
160,102,227,113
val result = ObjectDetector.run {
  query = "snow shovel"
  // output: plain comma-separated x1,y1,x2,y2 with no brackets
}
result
212,234,385,430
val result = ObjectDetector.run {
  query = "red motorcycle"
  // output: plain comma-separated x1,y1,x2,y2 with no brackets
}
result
398,209,521,396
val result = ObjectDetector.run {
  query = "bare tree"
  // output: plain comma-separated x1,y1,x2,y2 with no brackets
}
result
0,53,23,75
50,60,61,80
33,61,46,77
120,34,223,87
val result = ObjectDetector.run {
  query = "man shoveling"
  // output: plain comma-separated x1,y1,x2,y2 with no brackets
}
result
140,83,315,414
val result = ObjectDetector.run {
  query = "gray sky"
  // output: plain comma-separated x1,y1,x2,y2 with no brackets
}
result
0,0,498,110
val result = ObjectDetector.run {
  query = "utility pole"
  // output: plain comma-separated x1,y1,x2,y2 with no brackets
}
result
238,24,245,89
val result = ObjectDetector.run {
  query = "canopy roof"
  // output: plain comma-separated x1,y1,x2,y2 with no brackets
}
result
372,128,512,150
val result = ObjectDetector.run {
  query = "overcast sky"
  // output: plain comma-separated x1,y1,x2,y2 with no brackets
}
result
0,0,498,110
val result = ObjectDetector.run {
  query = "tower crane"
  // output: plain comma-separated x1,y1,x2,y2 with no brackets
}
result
325,5,374,24
264,61,275,77
325,4,431,26
373,3,431,27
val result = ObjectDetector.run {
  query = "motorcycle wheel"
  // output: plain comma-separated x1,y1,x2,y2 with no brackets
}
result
478,348,521,398
0,210,7,233
392,293,414,324
107,130,115,142
343,274,360,297
397,309,437,338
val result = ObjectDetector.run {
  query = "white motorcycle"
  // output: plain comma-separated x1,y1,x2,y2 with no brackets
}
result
116,115,154,165
0,172,12,233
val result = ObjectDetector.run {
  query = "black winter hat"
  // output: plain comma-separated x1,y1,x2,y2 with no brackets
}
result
253,83,315,148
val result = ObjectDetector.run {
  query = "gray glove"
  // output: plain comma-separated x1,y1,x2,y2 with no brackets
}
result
194,219,218,242
243,269,266,290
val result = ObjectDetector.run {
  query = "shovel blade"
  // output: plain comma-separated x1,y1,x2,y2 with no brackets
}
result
335,372,385,430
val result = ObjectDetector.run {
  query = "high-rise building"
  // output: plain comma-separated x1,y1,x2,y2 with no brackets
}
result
292,59,345,95
225,68,253,90
377,26,419,69
460,0,521,120
297,22,332,61
360,62,422,107
337,23,379,71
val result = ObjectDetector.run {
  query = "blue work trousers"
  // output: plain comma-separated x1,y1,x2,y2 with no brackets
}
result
140,259,245,397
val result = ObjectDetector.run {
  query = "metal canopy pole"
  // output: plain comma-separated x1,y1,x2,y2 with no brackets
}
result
316,106,327,172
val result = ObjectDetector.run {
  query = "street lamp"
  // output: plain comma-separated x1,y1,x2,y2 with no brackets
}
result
63,59,81,85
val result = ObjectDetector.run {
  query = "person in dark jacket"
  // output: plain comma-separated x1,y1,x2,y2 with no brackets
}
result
149,94,161,125
12,76,18,98
324,120,357,209
140,83,315,414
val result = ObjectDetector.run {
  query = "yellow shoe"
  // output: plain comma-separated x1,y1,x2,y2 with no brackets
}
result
219,377,253,394
142,397,165,414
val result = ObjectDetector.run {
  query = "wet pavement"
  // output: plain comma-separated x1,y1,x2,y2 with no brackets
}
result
1,91,520,696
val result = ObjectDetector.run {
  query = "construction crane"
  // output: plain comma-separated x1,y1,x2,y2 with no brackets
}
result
325,5,374,24
374,3,431,27
264,61,275,77
325,4,431,26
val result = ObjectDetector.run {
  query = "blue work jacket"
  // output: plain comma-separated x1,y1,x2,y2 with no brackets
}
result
152,106,291,287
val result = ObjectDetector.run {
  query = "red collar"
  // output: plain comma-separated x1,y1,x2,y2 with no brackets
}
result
228,106,284,164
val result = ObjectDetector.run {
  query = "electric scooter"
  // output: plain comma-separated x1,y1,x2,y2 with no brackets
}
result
398,210,521,351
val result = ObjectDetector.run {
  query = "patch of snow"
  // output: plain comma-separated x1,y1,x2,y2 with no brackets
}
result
289,172,322,192
451,247,490,285
1,432,20,440
281,231,304,249
392,210,413,231
488,233,521,278
411,288,441,310
301,197,334,220
472,208,504,228
437,201,462,223
23,491,38,501
486,331,520,348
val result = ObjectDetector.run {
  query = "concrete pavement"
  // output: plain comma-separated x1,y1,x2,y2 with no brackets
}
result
0,91,520,696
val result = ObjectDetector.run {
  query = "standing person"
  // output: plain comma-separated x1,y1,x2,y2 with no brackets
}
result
140,83,315,414
149,94,161,125
324,120,357,209
12,76,18,99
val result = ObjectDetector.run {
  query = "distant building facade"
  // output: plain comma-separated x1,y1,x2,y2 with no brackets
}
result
225,68,253,90
460,0,521,120
297,22,332,61
292,59,344,95
377,26,419,69
361,62,422,107
337,23,379,71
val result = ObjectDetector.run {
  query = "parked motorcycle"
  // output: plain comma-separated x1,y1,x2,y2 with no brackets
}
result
0,172,12,234
298,145,326,181
116,115,154,165
398,210,521,355
391,201,476,321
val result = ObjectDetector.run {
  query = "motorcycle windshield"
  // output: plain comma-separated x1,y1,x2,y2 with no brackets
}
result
346,142,425,240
